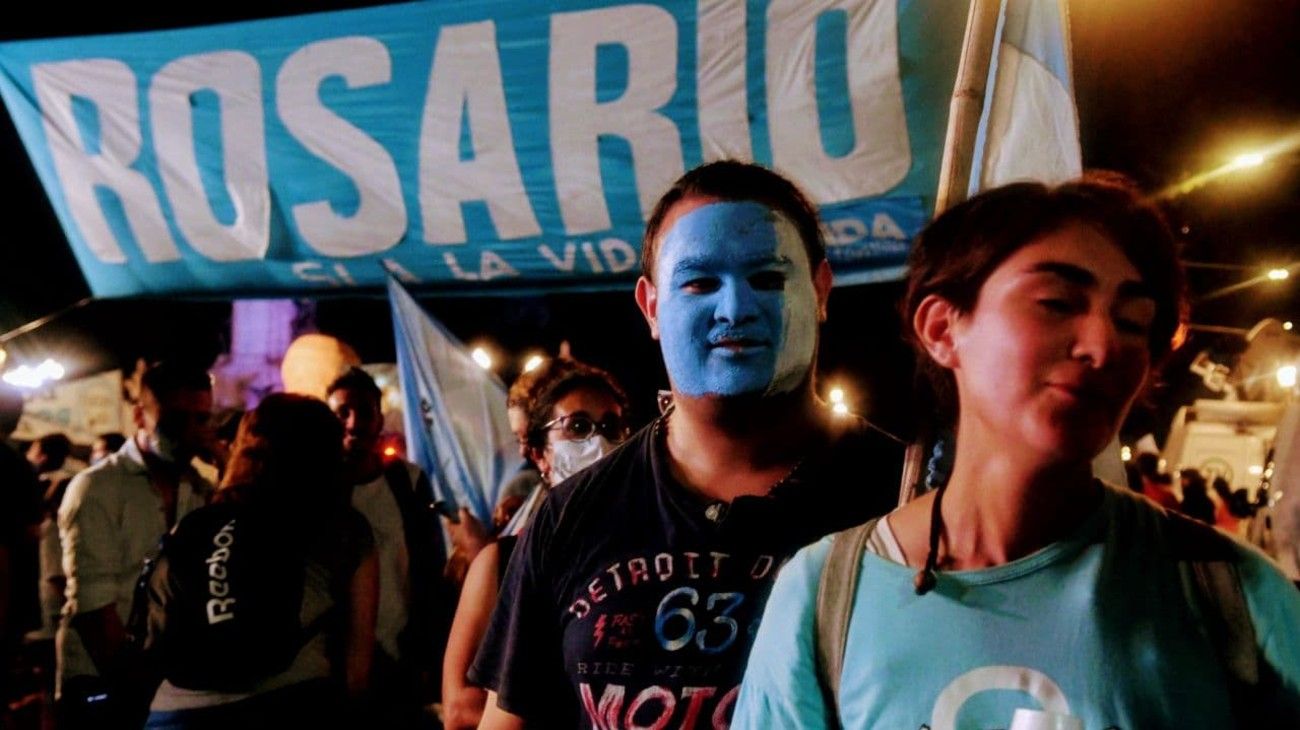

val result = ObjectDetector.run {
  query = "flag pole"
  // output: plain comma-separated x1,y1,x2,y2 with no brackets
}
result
900,0,1003,507
933,0,1002,214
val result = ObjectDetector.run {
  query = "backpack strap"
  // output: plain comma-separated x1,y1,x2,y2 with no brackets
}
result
813,437,918,723
126,531,173,654
381,460,447,669
1162,511,1261,723
382,459,416,504
814,517,878,728
1190,560,1259,687
382,460,438,564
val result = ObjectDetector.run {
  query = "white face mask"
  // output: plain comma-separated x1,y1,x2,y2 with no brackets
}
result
547,435,617,486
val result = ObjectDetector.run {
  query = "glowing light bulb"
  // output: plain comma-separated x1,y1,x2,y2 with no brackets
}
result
1232,152,1266,168
1278,365,1298,389
2,358,66,389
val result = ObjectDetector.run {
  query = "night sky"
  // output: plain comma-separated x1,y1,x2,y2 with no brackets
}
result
0,0,1296,440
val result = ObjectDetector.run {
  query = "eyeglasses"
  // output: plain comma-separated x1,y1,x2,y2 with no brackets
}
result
542,413,628,443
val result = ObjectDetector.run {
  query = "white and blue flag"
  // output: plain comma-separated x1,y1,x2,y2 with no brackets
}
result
972,0,1082,191
388,276,521,524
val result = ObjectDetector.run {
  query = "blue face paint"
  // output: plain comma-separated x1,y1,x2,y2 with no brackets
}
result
654,200,819,398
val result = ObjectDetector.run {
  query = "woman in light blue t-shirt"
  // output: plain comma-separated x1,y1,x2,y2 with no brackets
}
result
735,174,1300,729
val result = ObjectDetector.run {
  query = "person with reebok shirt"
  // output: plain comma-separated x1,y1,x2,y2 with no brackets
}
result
141,393,378,729
733,175,1300,728
470,161,902,729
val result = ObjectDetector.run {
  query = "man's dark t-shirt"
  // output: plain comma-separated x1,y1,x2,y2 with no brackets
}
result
469,415,902,728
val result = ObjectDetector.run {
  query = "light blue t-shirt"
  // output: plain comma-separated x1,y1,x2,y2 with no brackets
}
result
734,485,1300,729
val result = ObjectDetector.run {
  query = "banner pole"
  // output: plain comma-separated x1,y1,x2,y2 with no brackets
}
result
900,0,1002,507
933,0,1002,215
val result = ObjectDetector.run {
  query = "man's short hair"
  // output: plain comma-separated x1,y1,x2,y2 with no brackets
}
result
36,433,72,470
139,361,212,402
325,367,382,410
1135,452,1161,480
96,432,127,453
640,160,827,282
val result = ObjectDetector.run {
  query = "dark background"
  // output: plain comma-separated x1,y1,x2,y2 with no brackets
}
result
0,0,1296,440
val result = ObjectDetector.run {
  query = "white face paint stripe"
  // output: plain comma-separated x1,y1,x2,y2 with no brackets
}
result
764,212,817,396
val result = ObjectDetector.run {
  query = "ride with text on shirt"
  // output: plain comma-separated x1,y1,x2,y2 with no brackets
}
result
472,420,904,729
566,546,781,729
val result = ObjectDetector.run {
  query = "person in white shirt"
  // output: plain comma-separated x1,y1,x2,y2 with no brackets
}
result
57,361,214,729
327,367,476,728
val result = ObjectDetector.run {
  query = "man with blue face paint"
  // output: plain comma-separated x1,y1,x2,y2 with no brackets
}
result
471,161,903,729
650,199,822,399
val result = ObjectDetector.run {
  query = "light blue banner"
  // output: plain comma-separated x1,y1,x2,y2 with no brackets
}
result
0,0,973,297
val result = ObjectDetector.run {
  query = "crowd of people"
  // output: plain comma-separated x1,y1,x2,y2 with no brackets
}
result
1,161,1297,729
1127,450,1270,541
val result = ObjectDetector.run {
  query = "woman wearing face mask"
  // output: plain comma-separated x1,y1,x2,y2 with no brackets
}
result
733,174,1300,728
441,361,629,730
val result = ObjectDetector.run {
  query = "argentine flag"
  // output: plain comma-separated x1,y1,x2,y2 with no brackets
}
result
973,0,1082,191
388,277,521,524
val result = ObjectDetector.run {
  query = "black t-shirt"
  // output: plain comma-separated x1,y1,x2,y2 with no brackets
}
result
469,415,902,728
495,534,519,585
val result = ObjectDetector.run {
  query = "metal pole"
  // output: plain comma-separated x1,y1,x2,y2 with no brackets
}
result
1184,261,1263,271
1197,272,1290,303
1185,323,1251,336
0,297,93,345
